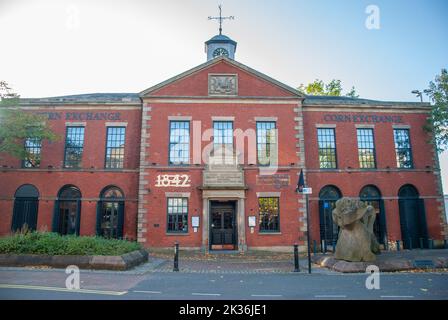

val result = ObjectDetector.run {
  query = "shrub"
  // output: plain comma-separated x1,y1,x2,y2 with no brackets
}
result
0,232,142,256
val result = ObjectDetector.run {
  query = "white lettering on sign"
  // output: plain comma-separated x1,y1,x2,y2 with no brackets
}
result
155,175,191,187
302,187,313,194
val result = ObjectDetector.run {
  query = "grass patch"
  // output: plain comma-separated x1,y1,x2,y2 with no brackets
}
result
0,232,142,256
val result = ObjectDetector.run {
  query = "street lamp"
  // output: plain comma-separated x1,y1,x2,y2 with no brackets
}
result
412,89,431,102
296,169,312,274
411,90,423,102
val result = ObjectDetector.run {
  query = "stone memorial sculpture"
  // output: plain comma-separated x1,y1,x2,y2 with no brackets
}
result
332,197,380,262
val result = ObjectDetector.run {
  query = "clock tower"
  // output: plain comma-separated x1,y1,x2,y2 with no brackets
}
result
205,34,237,61
206,5,237,61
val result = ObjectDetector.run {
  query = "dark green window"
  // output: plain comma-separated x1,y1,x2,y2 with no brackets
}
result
259,197,280,232
105,127,126,169
64,126,85,168
357,128,376,169
256,122,276,166
169,121,190,165
317,128,337,169
167,198,188,233
22,137,42,168
394,129,413,168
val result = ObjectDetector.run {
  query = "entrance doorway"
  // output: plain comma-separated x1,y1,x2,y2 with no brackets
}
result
210,201,237,250
54,185,81,235
398,184,428,249
12,184,39,232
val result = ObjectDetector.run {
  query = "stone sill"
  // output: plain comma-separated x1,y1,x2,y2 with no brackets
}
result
165,233,190,236
258,232,282,236
0,249,148,271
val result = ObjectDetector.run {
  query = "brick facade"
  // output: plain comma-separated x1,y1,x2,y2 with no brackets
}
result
0,56,446,251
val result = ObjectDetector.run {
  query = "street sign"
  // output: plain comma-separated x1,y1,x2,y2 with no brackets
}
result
302,187,312,194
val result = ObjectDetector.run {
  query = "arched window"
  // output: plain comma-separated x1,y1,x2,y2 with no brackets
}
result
359,185,387,246
12,184,39,232
318,185,342,247
398,184,419,198
53,185,82,235
96,186,125,239
398,184,427,249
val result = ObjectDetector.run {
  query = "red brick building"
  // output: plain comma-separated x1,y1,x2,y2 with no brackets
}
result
0,33,446,252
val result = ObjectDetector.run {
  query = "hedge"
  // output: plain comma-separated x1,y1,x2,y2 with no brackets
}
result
0,232,142,256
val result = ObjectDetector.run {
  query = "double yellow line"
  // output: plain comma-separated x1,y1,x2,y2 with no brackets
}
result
0,284,127,296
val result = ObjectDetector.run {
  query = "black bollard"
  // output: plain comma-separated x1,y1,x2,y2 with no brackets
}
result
332,240,336,252
294,244,300,272
429,239,434,249
419,238,424,249
173,241,179,272
396,240,400,251
408,237,413,250
313,240,317,255
323,240,327,253
445,239,448,249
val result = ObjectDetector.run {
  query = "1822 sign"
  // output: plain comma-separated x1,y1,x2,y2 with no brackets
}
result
155,174,191,187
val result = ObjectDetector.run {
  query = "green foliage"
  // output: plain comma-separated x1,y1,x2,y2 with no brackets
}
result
298,79,359,97
0,232,142,256
0,81,59,163
424,68,448,152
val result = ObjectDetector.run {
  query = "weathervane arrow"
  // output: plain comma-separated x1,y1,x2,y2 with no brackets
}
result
208,4,234,35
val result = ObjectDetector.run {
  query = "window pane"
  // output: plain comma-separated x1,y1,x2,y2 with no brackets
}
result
64,127,85,168
105,127,126,169
259,197,280,232
394,129,413,168
357,128,376,169
169,121,190,165
257,122,276,166
23,137,42,168
317,128,337,169
167,197,188,232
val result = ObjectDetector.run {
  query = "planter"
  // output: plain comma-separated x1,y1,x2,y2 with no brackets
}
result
0,249,148,271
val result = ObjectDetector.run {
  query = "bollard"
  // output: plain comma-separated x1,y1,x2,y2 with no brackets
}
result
419,238,424,249
313,240,317,255
396,240,400,251
445,239,448,249
294,244,300,272
408,237,413,250
323,240,327,253
384,236,389,251
332,240,336,252
429,239,434,249
173,241,179,272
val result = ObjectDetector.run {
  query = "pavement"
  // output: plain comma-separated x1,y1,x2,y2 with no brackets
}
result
313,249,448,273
0,249,447,300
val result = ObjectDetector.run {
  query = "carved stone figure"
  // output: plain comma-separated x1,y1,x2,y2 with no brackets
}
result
332,198,380,262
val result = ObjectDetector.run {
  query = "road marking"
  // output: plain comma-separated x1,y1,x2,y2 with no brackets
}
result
192,292,222,296
251,294,283,297
133,290,162,294
380,295,414,299
315,295,347,298
0,284,127,296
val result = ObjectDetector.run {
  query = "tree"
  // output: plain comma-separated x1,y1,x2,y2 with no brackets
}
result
0,81,58,165
424,69,448,152
298,79,359,97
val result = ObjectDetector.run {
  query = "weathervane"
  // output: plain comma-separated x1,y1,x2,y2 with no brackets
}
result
208,4,234,35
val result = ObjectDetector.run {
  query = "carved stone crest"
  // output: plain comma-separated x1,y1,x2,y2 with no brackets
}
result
208,74,238,96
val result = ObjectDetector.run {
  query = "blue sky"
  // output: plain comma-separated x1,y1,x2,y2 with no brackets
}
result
0,0,447,191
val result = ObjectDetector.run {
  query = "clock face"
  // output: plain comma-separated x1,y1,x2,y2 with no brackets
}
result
213,47,229,58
